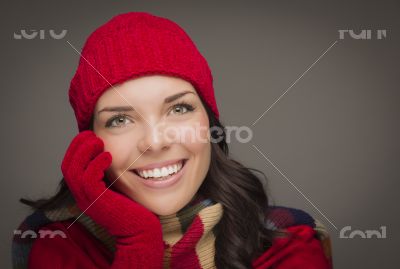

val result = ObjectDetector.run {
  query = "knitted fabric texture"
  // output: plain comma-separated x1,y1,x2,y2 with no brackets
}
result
69,12,219,132
12,194,333,269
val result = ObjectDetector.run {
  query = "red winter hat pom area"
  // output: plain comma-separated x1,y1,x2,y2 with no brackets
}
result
68,12,219,132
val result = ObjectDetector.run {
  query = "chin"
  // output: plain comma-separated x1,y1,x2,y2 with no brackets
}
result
150,202,185,216
144,198,190,216
154,209,177,216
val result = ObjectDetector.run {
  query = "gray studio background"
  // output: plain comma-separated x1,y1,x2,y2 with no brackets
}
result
1,0,399,268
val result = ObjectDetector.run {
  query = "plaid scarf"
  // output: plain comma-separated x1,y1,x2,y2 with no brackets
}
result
12,194,332,268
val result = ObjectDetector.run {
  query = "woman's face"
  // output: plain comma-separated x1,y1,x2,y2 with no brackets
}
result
93,75,211,216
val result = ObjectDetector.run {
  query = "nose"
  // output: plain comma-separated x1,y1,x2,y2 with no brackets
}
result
137,121,171,154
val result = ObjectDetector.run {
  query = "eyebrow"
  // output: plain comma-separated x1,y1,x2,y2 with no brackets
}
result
97,90,195,115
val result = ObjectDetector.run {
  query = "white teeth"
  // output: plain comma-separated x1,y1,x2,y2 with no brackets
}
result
153,168,161,177
136,160,184,179
161,167,169,177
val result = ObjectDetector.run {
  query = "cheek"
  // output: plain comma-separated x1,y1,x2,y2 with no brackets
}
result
172,117,210,153
184,118,211,160
97,133,136,168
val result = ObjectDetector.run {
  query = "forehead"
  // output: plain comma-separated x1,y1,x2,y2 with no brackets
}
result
94,75,197,109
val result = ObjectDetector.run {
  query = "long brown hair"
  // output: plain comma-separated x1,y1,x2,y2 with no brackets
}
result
20,97,278,268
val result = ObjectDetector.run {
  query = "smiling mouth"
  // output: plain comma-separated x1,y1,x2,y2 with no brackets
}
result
132,159,187,180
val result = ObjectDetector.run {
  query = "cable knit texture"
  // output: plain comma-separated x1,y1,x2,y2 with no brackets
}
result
12,193,333,268
69,12,219,132
14,11,333,269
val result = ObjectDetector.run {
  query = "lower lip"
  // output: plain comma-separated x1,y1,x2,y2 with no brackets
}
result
134,160,187,189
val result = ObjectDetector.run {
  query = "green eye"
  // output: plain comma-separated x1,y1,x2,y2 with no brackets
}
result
105,114,132,128
170,102,195,115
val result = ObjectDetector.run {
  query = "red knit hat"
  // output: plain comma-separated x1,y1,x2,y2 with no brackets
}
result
69,12,219,132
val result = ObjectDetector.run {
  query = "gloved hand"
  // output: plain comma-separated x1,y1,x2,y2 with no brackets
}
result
61,130,164,269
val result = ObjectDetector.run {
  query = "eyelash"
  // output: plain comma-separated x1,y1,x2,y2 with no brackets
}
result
105,101,196,128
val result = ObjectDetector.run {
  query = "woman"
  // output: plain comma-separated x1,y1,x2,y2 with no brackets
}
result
13,12,332,269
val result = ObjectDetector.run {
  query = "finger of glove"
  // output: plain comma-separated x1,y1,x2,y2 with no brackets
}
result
81,151,113,201
63,135,104,193
99,181,162,236
61,131,96,175
90,185,160,237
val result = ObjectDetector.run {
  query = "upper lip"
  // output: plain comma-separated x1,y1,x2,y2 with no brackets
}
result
132,158,187,172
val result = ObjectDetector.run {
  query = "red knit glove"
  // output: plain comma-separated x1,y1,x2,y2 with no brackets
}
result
61,130,164,269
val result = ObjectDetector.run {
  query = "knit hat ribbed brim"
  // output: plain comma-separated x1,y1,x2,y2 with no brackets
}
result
69,12,219,132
